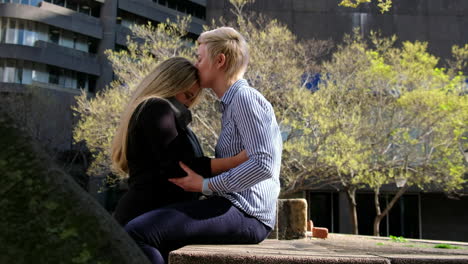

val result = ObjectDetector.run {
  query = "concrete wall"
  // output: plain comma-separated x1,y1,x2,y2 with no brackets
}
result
207,0,468,60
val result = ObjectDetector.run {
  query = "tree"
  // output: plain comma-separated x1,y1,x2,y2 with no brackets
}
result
339,0,392,13
292,29,468,235
72,0,333,191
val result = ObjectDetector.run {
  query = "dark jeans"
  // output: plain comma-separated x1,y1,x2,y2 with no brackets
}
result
124,196,271,264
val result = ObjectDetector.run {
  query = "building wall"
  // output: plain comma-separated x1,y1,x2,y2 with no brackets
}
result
421,193,468,242
207,0,468,60
0,0,206,151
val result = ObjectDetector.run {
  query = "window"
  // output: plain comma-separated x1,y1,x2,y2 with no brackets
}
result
77,72,87,90
17,21,25,45
168,0,176,9
60,30,74,48
88,75,96,93
6,19,16,44
66,1,78,11
88,38,98,53
4,59,16,83
49,27,60,44
53,0,64,7
0,63,3,83
48,66,60,85
0,18,6,43
79,4,91,15
30,0,41,6
24,20,36,46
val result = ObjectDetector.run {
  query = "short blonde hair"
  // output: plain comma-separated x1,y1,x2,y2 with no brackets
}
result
111,57,200,175
198,27,249,82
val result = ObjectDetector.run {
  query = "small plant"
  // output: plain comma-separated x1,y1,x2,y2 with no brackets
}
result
389,235,408,243
376,242,385,246
434,244,460,249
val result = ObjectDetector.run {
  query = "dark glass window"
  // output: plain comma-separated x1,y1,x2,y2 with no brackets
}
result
17,21,24,45
167,0,176,9
88,38,98,54
88,75,97,93
79,4,91,15
77,72,87,89
91,6,101,17
48,67,60,84
53,0,64,7
1,18,7,43
49,27,60,44
66,1,78,11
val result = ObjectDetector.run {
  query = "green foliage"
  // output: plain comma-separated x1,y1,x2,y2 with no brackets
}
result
72,0,466,206
73,0,333,188
389,235,408,243
0,114,135,264
305,30,467,196
339,0,392,13
434,244,461,249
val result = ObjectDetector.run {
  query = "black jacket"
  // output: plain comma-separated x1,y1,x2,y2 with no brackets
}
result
113,97,210,226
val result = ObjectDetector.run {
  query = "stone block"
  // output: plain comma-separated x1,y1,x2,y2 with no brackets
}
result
312,227,329,239
277,198,307,240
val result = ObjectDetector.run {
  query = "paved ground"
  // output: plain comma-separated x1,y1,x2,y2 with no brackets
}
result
170,234,468,264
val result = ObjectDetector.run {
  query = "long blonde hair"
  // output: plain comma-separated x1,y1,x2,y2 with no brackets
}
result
198,27,249,82
111,57,200,175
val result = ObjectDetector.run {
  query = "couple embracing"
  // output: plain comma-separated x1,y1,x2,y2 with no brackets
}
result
111,27,282,264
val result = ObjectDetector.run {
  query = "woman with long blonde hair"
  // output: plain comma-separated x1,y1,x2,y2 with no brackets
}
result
111,57,246,226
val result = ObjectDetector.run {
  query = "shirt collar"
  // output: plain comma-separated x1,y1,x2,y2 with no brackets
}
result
220,79,248,107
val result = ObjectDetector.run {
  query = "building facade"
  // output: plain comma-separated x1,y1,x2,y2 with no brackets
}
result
0,0,206,150
207,0,468,60
206,0,468,242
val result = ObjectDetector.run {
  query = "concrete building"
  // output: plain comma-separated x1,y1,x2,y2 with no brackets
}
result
0,0,206,150
207,0,468,60
206,0,468,242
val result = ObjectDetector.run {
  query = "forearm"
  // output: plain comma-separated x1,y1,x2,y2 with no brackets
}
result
210,155,245,176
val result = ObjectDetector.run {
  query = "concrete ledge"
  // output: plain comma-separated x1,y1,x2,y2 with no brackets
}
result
170,235,468,264
170,240,388,264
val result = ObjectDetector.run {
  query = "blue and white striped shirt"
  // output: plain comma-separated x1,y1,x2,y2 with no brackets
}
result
208,79,282,228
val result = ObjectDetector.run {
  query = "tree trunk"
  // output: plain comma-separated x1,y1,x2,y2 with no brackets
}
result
373,185,409,237
373,188,383,236
346,186,358,234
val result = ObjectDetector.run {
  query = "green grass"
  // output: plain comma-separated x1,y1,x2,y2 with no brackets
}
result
389,235,408,243
376,242,385,246
434,244,461,249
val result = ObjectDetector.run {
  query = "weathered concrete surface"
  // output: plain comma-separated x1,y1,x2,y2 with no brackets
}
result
0,113,150,264
170,234,468,264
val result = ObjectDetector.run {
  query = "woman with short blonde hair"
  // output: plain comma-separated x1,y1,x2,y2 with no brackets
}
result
197,27,249,85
